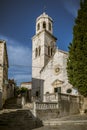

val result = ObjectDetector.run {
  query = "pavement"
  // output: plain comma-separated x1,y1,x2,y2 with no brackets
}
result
34,114,87,130
33,124,87,130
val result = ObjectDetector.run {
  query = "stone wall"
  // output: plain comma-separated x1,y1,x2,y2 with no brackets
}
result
0,91,2,109
37,109,59,120
80,97,87,114
59,99,79,117
58,93,80,116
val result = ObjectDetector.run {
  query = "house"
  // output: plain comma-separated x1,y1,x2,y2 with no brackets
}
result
32,12,78,102
0,40,9,109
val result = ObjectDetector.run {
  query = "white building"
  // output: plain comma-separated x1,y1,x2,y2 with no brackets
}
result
20,82,32,90
32,12,78,102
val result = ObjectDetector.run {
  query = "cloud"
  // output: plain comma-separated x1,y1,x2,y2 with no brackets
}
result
13,74,31,84
0,35,32,85
8,44,31,65
61,0,80,17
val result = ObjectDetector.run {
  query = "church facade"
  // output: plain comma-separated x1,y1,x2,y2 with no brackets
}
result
32,12,77,102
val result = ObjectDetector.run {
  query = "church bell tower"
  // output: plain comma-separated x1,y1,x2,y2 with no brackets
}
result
32,12,57,99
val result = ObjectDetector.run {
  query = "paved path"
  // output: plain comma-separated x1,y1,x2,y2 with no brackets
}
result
34,124,87,130
34,114,87,130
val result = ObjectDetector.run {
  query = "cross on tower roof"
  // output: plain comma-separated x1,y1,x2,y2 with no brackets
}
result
43,6,46,13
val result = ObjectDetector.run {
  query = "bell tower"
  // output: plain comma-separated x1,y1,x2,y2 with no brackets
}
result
36,12,53,34
32,12,57,99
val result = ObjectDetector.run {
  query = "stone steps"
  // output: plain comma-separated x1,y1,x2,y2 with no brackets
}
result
3,98,21,109
0,109,43,130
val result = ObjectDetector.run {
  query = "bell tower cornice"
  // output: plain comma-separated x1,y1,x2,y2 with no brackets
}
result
32,29,57,41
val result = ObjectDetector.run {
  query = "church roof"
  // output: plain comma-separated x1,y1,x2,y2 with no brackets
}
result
58,49,68,55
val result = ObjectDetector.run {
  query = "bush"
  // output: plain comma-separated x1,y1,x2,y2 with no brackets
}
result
20,87,28,93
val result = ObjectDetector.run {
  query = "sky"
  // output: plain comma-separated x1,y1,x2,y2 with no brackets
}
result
0,0,80,85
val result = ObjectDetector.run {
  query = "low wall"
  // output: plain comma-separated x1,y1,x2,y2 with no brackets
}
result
33,93,80,120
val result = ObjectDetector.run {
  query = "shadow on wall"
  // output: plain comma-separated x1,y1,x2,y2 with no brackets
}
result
32,78,44,101
0,109,43,130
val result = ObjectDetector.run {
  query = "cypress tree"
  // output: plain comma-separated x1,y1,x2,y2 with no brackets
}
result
67,0,87,96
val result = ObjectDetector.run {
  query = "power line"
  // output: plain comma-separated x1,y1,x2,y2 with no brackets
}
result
9,64,65,69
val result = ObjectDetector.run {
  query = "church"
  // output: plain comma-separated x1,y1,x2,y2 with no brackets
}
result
32,12,77,102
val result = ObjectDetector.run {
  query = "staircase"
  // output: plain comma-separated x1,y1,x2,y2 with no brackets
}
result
3,98,21,109
0,109,43,130
0,98,43,130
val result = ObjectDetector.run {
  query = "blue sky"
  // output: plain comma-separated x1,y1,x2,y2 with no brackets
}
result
0,0,80,85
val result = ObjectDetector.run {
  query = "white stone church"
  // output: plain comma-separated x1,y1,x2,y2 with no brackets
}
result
32,12,78,102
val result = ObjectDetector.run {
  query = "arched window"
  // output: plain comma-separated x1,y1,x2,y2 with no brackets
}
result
35,48,38,57
49,22,51,31
37,23,40,30
38,46,41,56
48,46,50,56
43,21,46,29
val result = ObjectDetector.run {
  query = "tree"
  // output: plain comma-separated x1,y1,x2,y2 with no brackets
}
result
67,0,87,96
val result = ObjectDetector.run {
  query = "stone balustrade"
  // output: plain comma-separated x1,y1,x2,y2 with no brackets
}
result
36,102,58,110
44,92,80,103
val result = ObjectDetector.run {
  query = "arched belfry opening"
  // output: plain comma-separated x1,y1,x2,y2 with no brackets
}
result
43,21,46,29
49,22,51,31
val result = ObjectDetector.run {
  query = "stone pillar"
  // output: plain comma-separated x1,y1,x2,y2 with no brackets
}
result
33,101,36,117
21,96,25,108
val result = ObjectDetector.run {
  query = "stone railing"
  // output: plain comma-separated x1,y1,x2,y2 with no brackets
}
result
36,102,58,110
44,93,58,102
44,92,80,103
32,101,59,117
58,93,80,103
